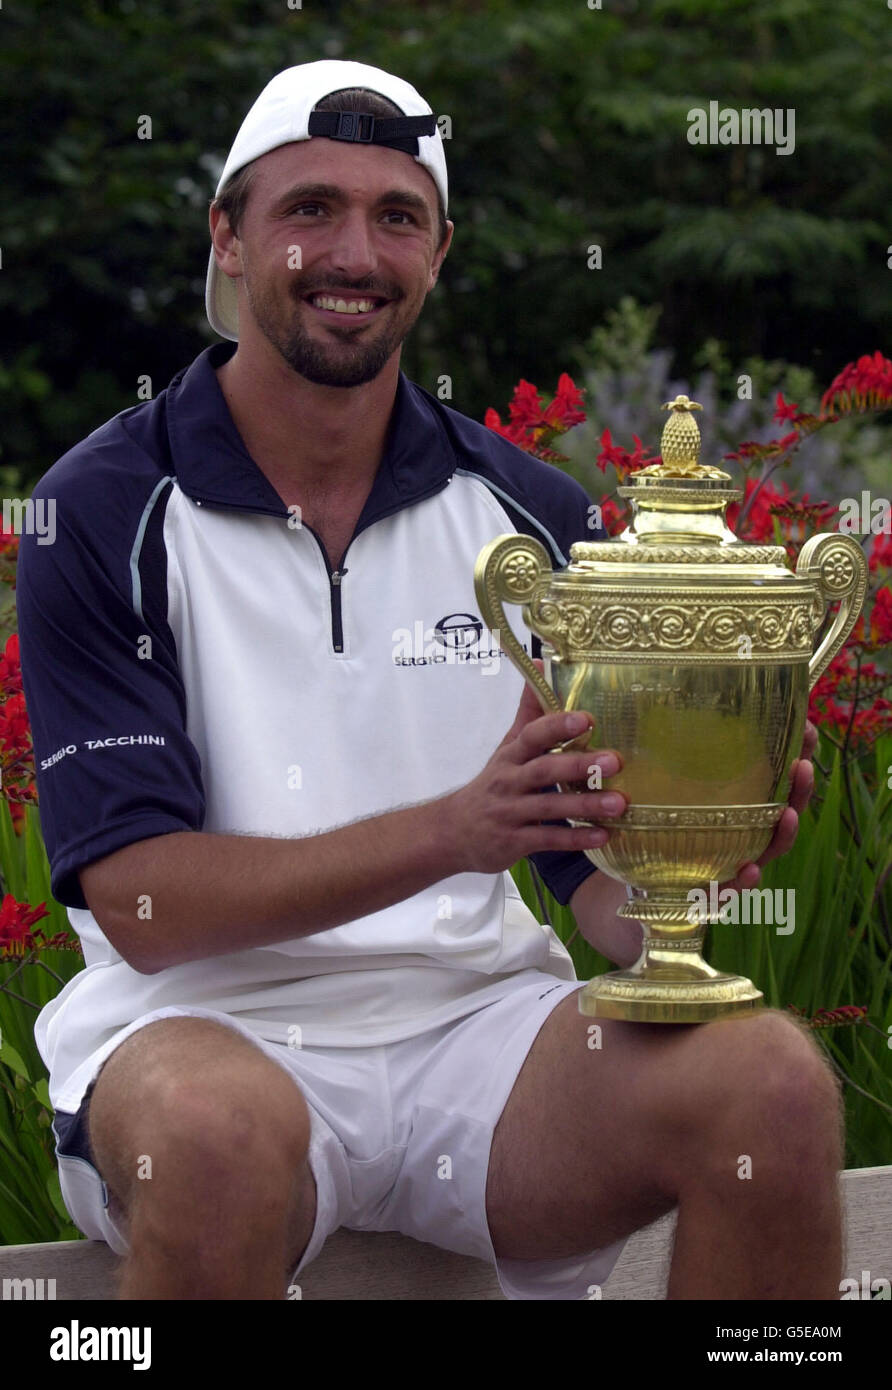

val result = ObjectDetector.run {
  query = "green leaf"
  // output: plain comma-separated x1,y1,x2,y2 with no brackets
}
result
0,1041,31,1082
32,1076,51,1109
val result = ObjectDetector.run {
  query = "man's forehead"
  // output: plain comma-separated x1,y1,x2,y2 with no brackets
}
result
250,138,440,207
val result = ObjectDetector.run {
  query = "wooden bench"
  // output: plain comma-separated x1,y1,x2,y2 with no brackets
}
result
1,1166,889,1299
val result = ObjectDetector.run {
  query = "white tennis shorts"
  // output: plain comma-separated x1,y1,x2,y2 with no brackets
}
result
52,970,632,1300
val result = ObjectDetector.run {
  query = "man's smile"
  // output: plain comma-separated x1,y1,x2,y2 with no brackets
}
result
300,289,395,324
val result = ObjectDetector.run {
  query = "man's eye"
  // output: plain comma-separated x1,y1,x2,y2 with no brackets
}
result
289,204,324,216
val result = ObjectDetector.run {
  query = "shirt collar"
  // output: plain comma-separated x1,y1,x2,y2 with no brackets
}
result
166,340,457,524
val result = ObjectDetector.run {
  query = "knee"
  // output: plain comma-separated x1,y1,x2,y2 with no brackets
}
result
156,1074,310,1177
732,1009,840,1108
675,1010,844,1179
105,1067,311,1210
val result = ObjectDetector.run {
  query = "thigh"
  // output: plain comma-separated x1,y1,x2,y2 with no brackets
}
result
86,1014,317,1274
485,994,834,1261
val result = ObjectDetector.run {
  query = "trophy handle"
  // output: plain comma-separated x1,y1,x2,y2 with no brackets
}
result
796,534,869,691
474,534,561,714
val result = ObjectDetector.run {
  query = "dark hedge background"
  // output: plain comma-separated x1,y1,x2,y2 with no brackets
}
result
2,0,891,486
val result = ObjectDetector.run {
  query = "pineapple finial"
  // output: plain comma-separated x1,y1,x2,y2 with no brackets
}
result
660,395,703,470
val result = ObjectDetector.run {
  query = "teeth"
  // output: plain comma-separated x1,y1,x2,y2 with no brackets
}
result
311,295,377,314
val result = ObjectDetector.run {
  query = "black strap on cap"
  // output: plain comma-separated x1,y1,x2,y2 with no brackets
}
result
307,110,437,155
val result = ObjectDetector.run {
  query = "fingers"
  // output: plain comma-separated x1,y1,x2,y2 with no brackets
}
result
801,719,818,760
517,747,620,790
517,822,612,855
787,757,814,816
757,806,799,867
503,707,594,761
529,787,627,822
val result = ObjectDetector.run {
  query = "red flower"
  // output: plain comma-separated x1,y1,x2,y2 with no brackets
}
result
0,527,20,561
0,692,30,754
809,649,892,746
821,352,892,415
773,392,800,424
595,429,659,478
484,407,527,448
869,532,892,572
542,374,586,429
507,379,545,428
598,496,629,537
787,1004,868,1028
726,477,792,541
724,431,800,465
596,429,626,475
0,893,50,958
0,633,22,699
485,376,587,463
852,586,892,651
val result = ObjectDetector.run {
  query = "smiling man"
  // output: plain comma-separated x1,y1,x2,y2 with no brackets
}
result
17,60,842,1302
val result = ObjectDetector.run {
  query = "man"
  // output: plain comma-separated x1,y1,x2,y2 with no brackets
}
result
16,60,841,1301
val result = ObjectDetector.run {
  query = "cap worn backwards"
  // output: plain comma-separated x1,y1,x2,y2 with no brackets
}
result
205,59,449,341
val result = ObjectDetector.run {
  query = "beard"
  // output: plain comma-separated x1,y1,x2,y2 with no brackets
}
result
241,261,421,388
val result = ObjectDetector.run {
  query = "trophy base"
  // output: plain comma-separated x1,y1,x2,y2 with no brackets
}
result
578,938,764,1023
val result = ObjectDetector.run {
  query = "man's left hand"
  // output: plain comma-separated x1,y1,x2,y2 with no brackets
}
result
719,720,818,894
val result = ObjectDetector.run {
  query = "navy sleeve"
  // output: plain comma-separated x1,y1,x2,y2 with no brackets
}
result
15,458,206,911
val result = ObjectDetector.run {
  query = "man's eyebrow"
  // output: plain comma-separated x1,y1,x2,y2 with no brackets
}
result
272,183,432,218
273,183,343,207
376,188,432,218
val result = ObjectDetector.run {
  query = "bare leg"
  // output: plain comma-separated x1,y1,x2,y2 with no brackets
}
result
486,1000,844,1299
87,1016,317,1299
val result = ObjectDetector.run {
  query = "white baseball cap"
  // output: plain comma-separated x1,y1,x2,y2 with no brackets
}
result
205,59,449,340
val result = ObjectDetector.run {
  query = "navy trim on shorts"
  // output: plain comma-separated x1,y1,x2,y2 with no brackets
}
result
52,1077,99,1168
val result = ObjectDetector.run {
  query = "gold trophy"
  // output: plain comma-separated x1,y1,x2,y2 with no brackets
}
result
475,396,868,1022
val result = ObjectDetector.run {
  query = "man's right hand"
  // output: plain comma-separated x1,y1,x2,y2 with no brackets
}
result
442,662,626,875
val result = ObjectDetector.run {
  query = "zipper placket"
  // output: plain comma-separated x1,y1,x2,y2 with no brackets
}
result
330,567,345,654
303,524,348,655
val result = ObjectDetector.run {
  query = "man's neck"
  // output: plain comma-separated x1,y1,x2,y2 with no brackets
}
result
215,341,400,499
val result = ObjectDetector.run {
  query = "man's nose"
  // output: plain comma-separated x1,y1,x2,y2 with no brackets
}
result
326,209,378,278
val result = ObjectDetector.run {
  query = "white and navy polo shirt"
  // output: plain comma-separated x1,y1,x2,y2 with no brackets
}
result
16,340,604,1113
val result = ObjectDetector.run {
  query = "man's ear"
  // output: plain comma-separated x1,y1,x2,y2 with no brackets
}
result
429,219,454,289
209,204,242,278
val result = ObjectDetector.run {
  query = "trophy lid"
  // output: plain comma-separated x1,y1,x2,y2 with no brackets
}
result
570,396,789,569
